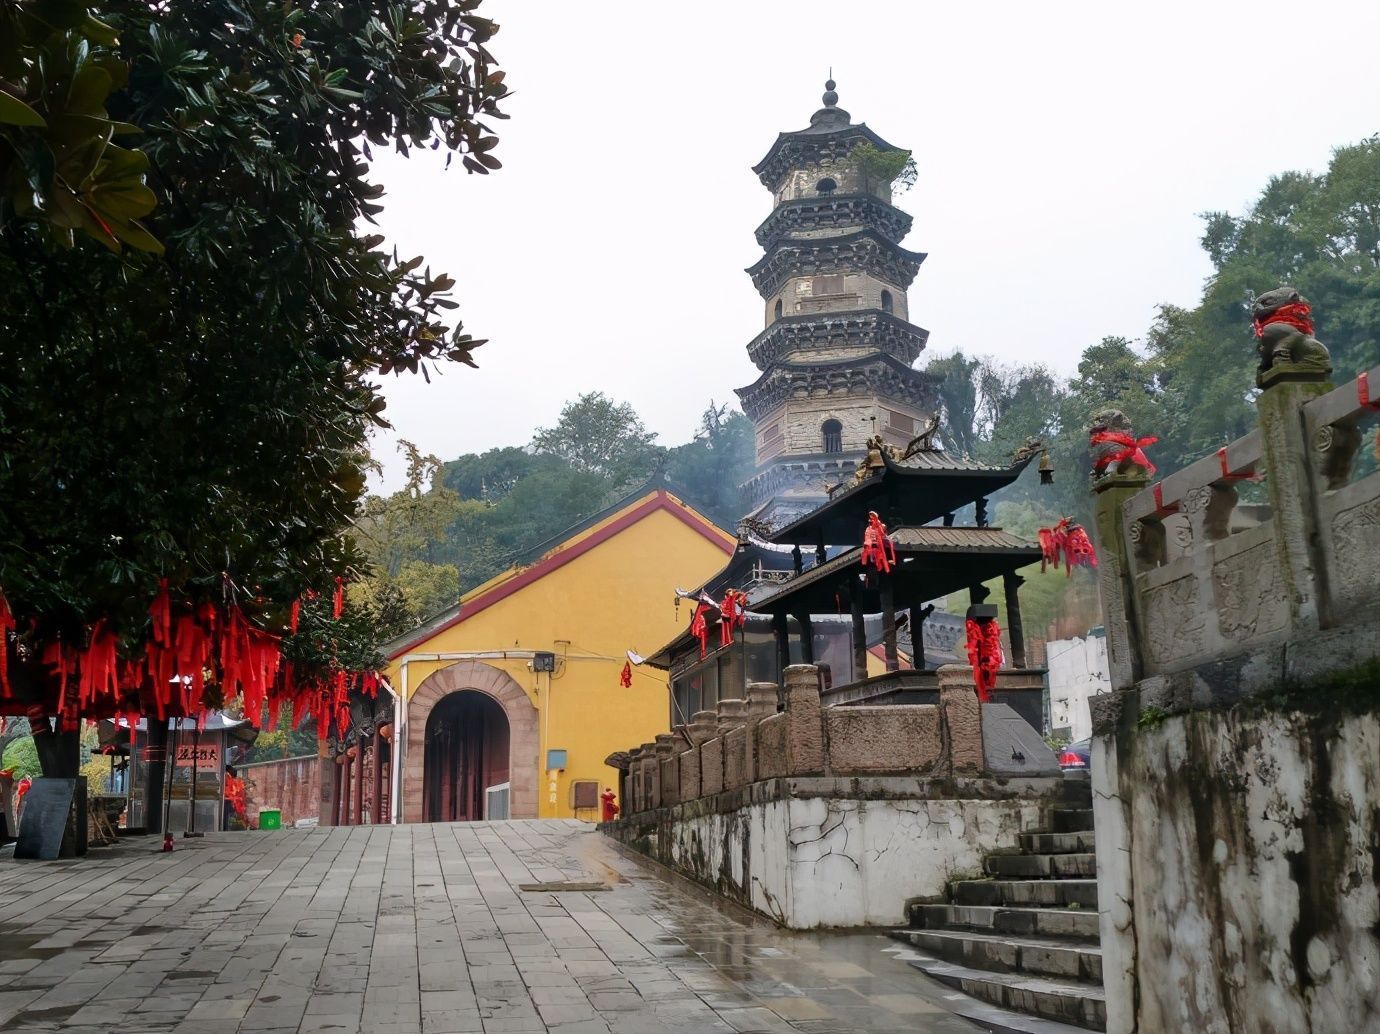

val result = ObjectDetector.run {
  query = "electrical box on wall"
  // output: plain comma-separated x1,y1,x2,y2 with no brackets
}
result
546,749,567,771
533,652,556,672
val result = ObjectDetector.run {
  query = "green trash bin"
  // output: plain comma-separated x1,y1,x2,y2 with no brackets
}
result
259,809,281,831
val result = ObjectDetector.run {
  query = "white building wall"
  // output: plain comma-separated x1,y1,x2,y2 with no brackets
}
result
1046,631,1111,742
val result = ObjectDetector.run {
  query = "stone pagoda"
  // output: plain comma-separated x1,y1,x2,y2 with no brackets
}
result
737,80,936,527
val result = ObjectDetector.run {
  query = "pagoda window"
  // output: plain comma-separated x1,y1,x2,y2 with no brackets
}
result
816,177,837,195
811,274,845,297
822,419,843,454
881,289,893,313
774,298,783,320
887,409,916,435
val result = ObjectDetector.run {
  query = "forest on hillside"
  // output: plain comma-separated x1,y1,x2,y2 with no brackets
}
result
350,136,1380,645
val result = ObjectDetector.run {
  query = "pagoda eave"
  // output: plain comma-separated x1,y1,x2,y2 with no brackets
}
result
734,355,939,422
752,121,901,191
754,193,913,250
746,310,930,372
747,230,927,298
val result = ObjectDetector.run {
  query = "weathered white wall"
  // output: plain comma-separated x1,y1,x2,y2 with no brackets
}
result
1046,632,1111,741
618,785,1042,929
1095,707,1380,1034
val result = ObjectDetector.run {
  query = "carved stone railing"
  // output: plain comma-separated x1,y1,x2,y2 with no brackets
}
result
822,668,1046,731
1301,364,1380,627
606,663,1057,817
1094,362,1380,690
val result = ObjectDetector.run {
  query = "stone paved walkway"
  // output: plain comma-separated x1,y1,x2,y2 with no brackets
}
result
0,821,980,1033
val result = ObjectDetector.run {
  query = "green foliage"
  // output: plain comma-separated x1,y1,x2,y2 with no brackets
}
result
1137,706,1170,730
0,1,507,652
240,704,318,764
0,1,158,253
531,392,661,482
1,735,40,780
80,755,111,793
665,404,758,529
851,141,917,193
359,396,754,607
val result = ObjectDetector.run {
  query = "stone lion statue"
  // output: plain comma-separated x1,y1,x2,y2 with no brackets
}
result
1087,409,1148,478
1252,286,1330,377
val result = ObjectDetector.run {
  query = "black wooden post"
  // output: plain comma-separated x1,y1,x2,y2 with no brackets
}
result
1003,572,1027,668
795,613,815,664
773,612,790,686
145,719,167,834
880,575,899,672
849,592,868,684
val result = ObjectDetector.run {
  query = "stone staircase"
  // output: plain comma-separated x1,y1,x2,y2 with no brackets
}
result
891,782,1105,1032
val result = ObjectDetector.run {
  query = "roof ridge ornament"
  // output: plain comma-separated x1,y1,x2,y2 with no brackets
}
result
822,77,839,108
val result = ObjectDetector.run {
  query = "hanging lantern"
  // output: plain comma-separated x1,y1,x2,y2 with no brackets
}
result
1039,450,1054,485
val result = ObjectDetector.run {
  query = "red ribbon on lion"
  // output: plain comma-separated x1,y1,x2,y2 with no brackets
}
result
1090,431,1159,477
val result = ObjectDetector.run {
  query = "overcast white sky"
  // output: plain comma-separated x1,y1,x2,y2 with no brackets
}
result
367,0,1380,492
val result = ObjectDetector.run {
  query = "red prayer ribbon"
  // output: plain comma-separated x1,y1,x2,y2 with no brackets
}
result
1358,371,1380,411
1253,301,1314,339
860,512,896,574
1091,431,1159,477
964,618,1003,701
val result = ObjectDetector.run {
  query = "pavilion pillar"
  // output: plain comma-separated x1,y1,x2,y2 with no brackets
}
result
880,576,899,672
145,720,168,834
353,743,365,826
849,594,868,683
1003,572,1027,668
773,612,790,689
372,734,384,824
795,613,815,664
969,583,991,607
910,601,934,668
339,756,351,826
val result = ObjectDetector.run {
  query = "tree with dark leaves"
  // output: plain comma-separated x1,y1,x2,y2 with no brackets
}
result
0,1,507,768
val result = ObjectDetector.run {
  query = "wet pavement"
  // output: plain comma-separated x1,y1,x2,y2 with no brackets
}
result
0,821,984,1033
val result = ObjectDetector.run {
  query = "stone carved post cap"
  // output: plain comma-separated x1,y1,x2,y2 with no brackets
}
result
782,664,823,713
936,663,976,690
652,735,678,758
686,710,719,746
745,681,779,716
717,699,747,730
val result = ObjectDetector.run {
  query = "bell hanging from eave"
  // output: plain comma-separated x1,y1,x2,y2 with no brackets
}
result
1039,450,1055,485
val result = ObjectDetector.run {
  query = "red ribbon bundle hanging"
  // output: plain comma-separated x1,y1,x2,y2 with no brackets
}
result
619,661,632,688
332,577,345,620
861,511,896,574
78,620,119,710
1064,523,1097,572
1090,431,1159,477
689,600,713,660
1253,301,1313,339
719,589,748,646
1038,517,1097,576
964,618,1003,701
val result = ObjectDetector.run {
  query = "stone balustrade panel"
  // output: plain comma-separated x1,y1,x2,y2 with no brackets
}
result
823,705,942,772
701,738,725,796
1302,363,1380,625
